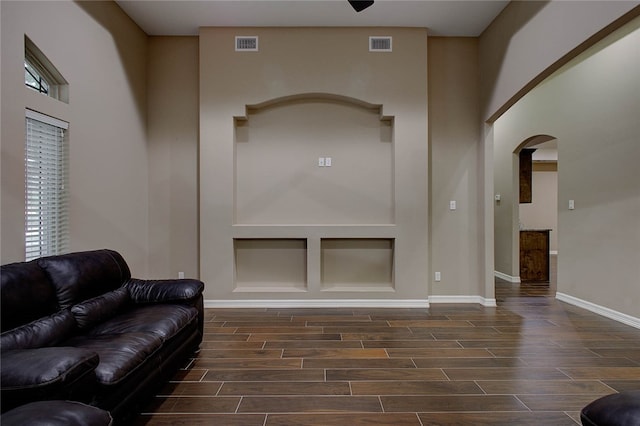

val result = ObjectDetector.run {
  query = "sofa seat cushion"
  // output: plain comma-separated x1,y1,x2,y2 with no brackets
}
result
86,304,198,341
2,400,113,426
581,390,640,426
66,332,163,385
1,347,99,390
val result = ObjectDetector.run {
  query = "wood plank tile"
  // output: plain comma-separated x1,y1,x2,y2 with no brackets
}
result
303,358,416,369
266,413,421,425
362,340,462,349
417,412,577,426
235,326,324,334
193,358,301,369
341,331,428,340
520,356,638,368
386,348,494,358
559,367,640,380
602,380,640,392
283,348,387,359
388,320,475,328
158,382,223,396
381,395,528,412
196,349,283,358
413,357,525,368
350,380,483,395
327,368,447,381
152,396,241,413
219,382,351,396
517,394,609,411
238,396,383,413
476,380,614,395
264,340,363,349
133,414,266,426
248,333,342,341
443,367,570,380
199,341,266,350
204,369,324,382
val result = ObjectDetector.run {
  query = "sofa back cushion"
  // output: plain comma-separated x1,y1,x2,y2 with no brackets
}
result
38,249,131,309
0,310,77,350
71,288,130,331
1,261,59,332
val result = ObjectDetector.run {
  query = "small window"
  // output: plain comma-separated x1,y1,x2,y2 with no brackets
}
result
25,110,69,261
25,59,50,94
24,36,68,103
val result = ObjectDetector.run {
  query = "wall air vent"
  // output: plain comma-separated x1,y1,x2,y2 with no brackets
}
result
369,36,392,52
236,36,259,52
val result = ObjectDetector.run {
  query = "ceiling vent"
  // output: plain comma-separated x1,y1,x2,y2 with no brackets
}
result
369,36,392,52
236,36,258,52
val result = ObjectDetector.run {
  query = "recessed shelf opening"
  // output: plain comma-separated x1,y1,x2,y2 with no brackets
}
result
321,238,395,291
234,238,307,292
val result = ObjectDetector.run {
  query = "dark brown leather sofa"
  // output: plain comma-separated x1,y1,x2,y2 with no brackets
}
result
0,249,204,424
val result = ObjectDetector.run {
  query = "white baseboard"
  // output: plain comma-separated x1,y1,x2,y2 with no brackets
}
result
204,296,498,309
204,299,430,308
556,292,640,329
494,271,521,283
429,295,497,307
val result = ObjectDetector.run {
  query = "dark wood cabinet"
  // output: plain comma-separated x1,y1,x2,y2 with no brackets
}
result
519,149,535,203
520,230,550,283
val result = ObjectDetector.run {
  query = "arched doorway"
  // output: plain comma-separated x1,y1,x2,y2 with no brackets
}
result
494,134,558,300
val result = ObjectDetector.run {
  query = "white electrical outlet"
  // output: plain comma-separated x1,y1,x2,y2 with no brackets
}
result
449,200,456,210
318,157,325,167
178,272,185,279
569,199,575,210
325,157,332,167
435,271,441,282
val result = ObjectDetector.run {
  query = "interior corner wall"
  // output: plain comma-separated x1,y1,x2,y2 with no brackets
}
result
0,1,150,274
427,37,484,298
493,17,640,319
147,37,199,279
199,27,429,304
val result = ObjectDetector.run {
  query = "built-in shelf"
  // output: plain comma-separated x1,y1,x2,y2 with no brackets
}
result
321,238,394,291
234,238,307,292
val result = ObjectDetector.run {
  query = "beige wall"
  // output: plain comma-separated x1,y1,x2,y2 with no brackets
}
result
147,37,199,279
493,17,640,318
1,1,150,274
199,27,429,304
428,37,485,300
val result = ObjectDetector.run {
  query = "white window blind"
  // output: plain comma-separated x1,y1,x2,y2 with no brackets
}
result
25,110,69,261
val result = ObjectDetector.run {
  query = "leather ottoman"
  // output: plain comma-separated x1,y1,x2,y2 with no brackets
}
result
581,391,640,426
2,400,112,426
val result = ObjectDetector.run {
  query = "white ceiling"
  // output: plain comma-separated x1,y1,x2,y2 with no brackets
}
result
115,0,510,37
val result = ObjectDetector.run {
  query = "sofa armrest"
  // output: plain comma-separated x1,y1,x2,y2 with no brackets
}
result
124,278,204,305
1,347,99,412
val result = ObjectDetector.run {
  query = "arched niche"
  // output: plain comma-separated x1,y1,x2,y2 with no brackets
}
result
233,93,395,225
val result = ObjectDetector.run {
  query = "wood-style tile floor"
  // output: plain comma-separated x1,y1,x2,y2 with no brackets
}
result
134,261,640,425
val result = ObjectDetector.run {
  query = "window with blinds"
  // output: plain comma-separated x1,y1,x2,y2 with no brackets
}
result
25,110,69,261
